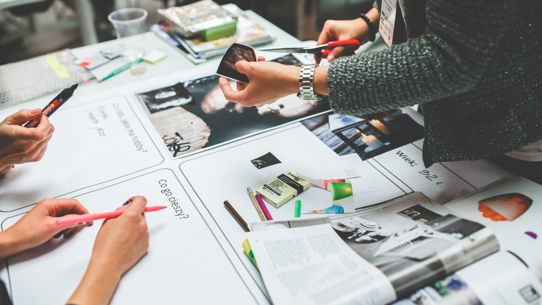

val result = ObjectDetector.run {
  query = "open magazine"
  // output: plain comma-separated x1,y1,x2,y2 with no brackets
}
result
248,193,499,305
247,177,542,305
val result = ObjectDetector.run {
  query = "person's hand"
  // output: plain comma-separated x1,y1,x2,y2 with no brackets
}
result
0,108,55,176
316,18,369,62
89,196,149,277
68,196,149,305
0,198,91,258
219,57,300,107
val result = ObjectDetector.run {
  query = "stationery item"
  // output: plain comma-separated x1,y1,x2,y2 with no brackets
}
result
242,239,257,267
259,39,360,57
294,199,302,218
250,152,281,169
0,49,92,106
143,50,167,64
329,182,353,200
303,204,344,215
55,205,167,226
216,43,256,83
255,194,273,221
92,57,143,82
224,200,249,232
256,172,310,208
247,187,267,221
24,84,78,128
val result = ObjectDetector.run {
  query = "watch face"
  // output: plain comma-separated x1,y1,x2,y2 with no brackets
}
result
216,43,256,83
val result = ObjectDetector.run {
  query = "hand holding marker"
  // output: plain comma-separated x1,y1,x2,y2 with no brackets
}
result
24,84,78,128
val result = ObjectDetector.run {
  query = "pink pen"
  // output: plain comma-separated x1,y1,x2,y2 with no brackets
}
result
255,194,273,221
55,205,167,226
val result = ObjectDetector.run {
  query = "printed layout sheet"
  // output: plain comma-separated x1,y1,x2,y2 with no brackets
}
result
0,63,511,305
1,169,263,305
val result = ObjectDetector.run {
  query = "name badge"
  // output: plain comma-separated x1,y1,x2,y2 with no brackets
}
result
379,0,398,47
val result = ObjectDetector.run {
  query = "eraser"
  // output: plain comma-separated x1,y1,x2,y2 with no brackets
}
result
256,172,310,208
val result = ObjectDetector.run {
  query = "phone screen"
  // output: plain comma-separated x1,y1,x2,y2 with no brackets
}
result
216,43,256,83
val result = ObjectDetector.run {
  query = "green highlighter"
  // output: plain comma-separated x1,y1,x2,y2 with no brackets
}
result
294,200,302,218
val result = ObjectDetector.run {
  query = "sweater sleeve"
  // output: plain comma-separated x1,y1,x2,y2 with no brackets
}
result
328,0,517,115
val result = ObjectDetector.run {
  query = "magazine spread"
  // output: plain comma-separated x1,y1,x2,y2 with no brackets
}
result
248,193,499,305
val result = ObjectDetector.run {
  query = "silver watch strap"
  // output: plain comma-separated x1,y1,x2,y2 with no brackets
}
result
298,64,318,100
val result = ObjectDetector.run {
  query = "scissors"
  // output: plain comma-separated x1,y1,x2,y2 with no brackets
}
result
259,39,361,57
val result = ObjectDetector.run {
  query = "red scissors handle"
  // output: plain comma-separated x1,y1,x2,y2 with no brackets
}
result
322,39,361,57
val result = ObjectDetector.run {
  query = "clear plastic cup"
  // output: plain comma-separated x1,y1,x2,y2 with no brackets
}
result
108,8,148,38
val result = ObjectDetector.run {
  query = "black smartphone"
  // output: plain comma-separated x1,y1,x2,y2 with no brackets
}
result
216,43,256,83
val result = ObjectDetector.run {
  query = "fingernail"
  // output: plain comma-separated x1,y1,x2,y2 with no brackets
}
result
327,55,334,62
30,109,41,115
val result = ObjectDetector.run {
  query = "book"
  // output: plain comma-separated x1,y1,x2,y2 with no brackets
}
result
157,0,236,39
154,4,273,62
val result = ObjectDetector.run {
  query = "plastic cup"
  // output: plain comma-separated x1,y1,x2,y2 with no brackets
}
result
108,8,148,38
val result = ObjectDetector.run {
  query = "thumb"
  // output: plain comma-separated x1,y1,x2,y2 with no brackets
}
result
235,60,252,75
3,108,42,125
127,196,148,214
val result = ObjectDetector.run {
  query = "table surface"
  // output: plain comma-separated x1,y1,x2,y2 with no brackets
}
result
70,10,300,98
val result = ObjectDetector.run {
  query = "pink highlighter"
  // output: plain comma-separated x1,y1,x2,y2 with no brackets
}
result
55,205,167,226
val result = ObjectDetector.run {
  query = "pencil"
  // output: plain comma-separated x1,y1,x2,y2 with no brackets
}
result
224,200,249,232
247,187,267,221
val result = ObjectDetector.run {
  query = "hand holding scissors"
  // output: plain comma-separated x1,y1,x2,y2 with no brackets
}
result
259,39,361,57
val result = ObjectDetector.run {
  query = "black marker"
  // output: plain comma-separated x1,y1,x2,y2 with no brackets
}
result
24,84,78,128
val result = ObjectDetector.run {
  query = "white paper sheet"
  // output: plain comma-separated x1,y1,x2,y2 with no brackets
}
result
1,169,263,305
247,224,396,305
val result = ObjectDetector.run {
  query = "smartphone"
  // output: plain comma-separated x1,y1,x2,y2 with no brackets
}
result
216,43,256,83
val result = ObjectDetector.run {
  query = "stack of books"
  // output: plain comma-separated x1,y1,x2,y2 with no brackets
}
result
152,2,274,64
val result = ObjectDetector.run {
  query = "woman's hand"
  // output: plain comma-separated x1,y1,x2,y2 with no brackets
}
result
219,57,300,107
89,196,149,277
0,108,55,176
316,18,369,62
68,196,150,305
0,198,90,258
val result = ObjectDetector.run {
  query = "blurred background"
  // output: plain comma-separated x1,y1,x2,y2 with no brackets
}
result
0,0,373,64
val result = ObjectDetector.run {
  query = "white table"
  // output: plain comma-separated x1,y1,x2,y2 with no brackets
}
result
0,0,98,45
70,10,300,97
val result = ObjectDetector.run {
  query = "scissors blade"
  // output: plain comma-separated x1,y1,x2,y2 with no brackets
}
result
258,47,316,53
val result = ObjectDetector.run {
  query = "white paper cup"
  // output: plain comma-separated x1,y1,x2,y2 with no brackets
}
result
108,8,148,38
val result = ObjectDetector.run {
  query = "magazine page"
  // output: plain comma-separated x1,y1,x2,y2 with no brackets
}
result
394,251,542,305
248,193,499,304
445,177,542,280
247,224,397,305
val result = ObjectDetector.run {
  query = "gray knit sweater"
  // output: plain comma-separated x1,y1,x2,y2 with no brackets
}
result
328,0,542,167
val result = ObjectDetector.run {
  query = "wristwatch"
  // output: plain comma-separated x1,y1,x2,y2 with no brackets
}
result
298,64,318,100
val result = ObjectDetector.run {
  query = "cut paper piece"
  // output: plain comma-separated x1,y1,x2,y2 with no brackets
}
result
250,152,281,169
328,113,363,132
303,204,344,215
329,182,353,200
477,193,532,222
